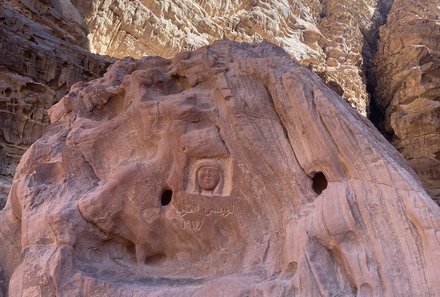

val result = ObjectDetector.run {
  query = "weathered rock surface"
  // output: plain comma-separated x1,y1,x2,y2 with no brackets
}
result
374,0,440,204
0,1,113,207
1,41,439,296
76,0,391,115
71,0,440,206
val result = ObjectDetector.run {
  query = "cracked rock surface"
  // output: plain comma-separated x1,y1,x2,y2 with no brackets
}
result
1,41,439,296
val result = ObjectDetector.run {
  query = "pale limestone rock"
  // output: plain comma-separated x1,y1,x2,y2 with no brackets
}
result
374,0,440,204
1,41,439,296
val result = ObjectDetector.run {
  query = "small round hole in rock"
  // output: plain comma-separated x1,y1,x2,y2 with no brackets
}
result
4,88,11,97
312,172,327,195
160,189,172,206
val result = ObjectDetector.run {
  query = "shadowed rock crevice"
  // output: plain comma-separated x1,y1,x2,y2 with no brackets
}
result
364,0,394,131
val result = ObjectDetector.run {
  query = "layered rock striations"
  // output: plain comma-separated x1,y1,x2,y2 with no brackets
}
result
374,0,440,203
0,1,113,207
1,41,439,296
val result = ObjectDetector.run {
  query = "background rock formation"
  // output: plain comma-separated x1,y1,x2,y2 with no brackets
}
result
0,1,113,207
374,0,440,204
1,41,439,297
76,0,391,114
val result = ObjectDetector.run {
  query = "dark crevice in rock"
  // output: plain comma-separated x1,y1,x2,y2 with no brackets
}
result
363,1,393,130
368,94,392,141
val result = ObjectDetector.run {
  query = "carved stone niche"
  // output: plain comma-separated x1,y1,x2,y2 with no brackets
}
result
1,41,440,297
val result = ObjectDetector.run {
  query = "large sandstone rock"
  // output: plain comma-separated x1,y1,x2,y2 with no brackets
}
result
1,41,439,296
374,0,440,204
0,2,113,207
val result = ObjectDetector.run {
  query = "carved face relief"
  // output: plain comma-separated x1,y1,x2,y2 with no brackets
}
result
188,158,231,196
197,165,221,191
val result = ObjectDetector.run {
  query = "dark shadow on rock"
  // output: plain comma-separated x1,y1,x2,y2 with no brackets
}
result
362,0,393,134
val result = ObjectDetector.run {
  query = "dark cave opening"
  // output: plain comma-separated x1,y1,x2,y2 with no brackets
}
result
312,172,328,195
160,189,173,206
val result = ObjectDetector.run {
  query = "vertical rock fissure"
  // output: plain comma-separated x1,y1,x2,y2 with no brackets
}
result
364,0,393,132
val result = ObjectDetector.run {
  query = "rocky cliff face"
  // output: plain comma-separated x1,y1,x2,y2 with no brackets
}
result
1,41,440,297
0,1,113,207
76,0,391,115
374,0,440,203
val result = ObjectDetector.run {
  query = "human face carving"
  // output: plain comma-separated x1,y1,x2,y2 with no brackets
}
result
197,165,221,191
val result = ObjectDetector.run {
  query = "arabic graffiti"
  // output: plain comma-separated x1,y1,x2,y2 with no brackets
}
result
176,203,234,217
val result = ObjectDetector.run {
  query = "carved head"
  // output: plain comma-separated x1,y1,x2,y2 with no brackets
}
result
193,160,223,195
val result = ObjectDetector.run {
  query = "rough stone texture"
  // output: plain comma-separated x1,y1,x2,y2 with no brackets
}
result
75,0,391,115
1,41,439,296
0,1,114,207
374,0,440,204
